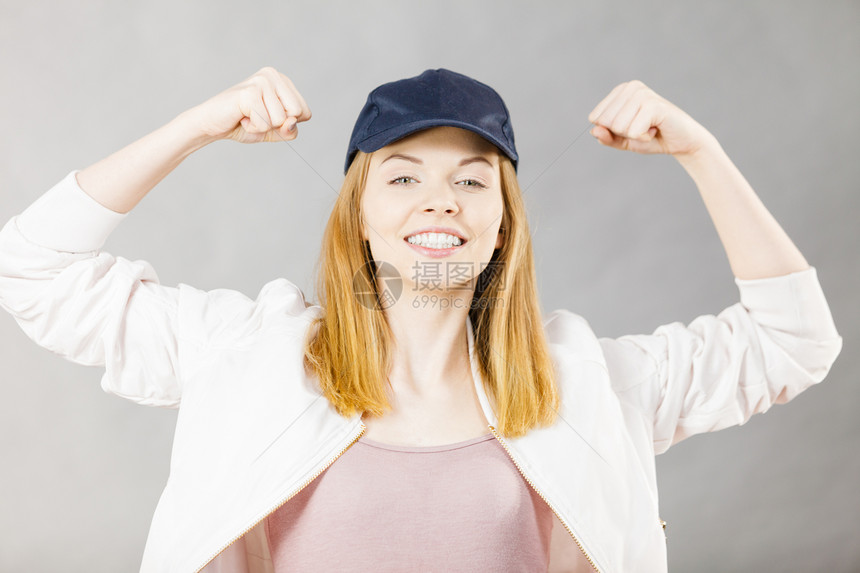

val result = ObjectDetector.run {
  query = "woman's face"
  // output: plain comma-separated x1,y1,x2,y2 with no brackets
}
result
360,126,505,293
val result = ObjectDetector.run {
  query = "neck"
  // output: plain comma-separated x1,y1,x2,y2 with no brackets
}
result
380,286,475,399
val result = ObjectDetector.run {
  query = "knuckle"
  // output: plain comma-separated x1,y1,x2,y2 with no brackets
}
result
244,80,264,97
237,87,254,108
633,79,651,92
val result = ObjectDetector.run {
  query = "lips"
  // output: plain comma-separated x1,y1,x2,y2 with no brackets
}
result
405,241,466,259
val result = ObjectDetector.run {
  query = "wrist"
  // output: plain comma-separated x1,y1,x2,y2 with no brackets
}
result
172,107,222,152
673,133,724,170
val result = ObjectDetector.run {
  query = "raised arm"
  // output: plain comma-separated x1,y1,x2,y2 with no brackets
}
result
76,66,311,213
587,79,807,280
0,66,312,407
586,80,841,452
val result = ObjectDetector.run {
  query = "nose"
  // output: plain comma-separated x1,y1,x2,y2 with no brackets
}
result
421,182,460,215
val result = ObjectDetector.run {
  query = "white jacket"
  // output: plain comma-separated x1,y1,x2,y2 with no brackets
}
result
0,171,842,573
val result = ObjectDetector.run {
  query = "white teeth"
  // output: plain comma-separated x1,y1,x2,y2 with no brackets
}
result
407,232,463,248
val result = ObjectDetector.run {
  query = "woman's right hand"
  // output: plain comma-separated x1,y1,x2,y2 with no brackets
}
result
75,67,312,214
188,66,312,144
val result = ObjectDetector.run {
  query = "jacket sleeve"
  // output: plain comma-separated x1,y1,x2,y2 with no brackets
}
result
0,170,184,408
598,268,842,454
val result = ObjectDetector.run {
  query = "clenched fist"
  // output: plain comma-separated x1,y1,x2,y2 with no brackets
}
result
188,66,312,144
588,80,715,157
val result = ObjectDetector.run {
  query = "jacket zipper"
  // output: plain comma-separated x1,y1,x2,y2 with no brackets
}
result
194,423,368,573
488,425,601,573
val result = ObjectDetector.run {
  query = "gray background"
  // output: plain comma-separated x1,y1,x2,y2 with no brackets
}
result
1,1,857,571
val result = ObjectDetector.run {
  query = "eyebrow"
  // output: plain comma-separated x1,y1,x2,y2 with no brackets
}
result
380,153,494,168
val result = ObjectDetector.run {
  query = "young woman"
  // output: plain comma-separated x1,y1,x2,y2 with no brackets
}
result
0,67,842,572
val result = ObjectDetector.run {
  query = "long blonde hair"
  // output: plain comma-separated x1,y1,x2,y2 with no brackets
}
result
303,149,560,438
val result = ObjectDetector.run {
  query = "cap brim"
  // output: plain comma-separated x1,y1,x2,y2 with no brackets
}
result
355,119,518,165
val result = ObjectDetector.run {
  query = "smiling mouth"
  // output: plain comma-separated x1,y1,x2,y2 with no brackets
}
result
404,232,467,249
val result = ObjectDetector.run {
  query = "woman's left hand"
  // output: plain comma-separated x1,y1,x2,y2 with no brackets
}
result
588,80,715,157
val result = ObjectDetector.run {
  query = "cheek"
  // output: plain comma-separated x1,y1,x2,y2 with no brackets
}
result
476,198,505,240
359,194,385,239
361,188,392,222
365,192,413,229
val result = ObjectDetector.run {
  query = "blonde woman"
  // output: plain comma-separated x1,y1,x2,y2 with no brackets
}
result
0,67,842,572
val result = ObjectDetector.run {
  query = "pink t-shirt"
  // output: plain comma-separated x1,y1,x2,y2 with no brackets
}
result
265,432,553,572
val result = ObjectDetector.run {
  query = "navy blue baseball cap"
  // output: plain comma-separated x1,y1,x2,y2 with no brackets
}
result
344,68,518,174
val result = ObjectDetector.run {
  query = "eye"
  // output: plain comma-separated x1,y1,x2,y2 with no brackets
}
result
389,175,417,185
458,178,488,189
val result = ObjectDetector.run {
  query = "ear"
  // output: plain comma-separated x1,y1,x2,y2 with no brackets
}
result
495,227,505,249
